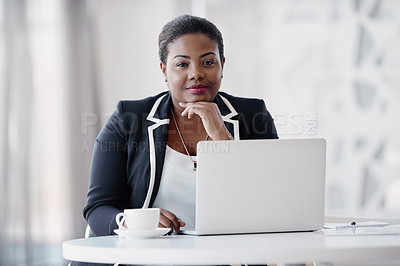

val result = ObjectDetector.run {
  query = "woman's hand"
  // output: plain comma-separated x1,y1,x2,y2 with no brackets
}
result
179,102,232,140
159,209,186,234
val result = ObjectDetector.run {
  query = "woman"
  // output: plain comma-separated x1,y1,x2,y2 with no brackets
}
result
83,14,278,238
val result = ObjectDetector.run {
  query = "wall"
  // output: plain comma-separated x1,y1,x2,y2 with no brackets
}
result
93,0,400,218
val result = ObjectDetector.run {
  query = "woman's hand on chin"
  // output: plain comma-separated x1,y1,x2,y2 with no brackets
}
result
179,102,232,140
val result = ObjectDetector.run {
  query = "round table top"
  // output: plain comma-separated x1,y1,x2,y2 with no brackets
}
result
63,229,400,265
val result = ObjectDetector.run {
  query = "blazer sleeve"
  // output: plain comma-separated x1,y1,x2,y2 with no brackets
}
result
255,99,278,139
83,101,131,236
239,99,278,140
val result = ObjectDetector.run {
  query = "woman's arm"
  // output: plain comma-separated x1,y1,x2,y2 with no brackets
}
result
252,99,279,139
83,101,131,236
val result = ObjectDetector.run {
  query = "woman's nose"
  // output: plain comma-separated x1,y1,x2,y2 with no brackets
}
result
188,65,204,80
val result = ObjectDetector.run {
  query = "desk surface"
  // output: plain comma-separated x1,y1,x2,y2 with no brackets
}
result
63,229,400,265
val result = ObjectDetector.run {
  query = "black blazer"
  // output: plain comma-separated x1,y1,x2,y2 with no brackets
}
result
84,91,278,236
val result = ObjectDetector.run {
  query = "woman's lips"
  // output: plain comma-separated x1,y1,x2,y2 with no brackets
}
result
187,84,208,94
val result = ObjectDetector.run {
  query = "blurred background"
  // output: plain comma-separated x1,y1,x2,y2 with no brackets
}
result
1,0,399,265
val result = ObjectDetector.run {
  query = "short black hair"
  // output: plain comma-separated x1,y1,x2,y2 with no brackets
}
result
158,14,224,64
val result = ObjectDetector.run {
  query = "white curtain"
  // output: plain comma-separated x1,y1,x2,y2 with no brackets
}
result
0,0,99,264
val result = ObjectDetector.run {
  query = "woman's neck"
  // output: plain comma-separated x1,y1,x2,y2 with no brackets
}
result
169,107,208,156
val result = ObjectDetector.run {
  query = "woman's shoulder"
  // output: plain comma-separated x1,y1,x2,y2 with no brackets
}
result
218,91,265,102
114,91,169,115
217,91,266,111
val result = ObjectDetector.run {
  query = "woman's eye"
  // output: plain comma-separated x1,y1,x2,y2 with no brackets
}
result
203,60,215,66
176,62,189,67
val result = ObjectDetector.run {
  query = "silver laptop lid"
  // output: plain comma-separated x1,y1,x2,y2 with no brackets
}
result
194,138,326,235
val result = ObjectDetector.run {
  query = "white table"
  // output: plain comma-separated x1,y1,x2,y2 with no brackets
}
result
63,230,400,265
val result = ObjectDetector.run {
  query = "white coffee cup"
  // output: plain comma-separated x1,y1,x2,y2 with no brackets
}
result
115,208,160,230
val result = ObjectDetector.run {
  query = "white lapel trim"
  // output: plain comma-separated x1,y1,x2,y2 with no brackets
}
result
219,95,240,140
143,94,169,208
142,93,240,208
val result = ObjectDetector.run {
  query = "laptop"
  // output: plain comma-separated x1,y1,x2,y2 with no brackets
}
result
181,138,326,235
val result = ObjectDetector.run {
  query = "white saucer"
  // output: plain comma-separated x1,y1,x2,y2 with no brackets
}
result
114,228,170,239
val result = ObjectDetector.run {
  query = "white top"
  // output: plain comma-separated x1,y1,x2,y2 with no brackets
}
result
153,145,196,230
63,229,400,265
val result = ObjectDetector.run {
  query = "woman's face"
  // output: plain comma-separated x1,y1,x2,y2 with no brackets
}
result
161,33,225,109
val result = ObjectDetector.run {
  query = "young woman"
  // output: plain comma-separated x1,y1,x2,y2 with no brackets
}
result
83,14,278,239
